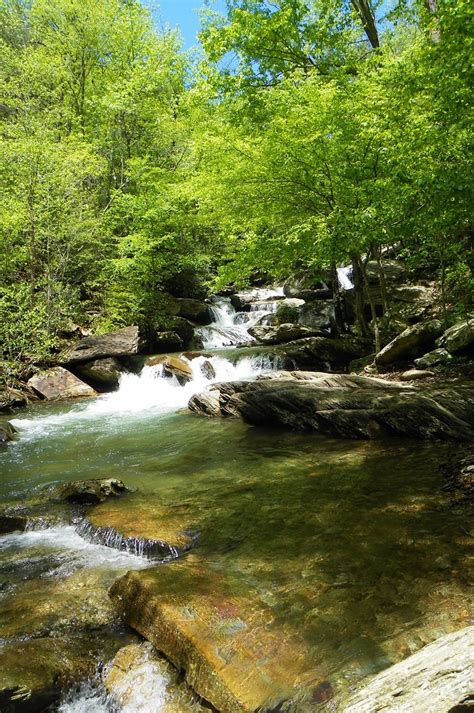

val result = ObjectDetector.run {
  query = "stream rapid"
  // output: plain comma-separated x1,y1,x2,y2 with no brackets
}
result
1,290,472,711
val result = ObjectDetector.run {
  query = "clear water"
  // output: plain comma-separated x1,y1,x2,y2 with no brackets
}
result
0,349,472,709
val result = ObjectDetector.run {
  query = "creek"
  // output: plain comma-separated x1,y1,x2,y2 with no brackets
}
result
0,292,471,711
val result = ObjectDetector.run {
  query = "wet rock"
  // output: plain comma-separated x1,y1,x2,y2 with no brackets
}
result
297,300,334,332
200,359,216,380
49,477,128,505
104,642,207,712
248,323,321,345
27,367,96,401
0,638,95,712
415,348,452,369
343,626,474,713
61,325,143,364
190,374,474,441
400,369,435,381
110,564,315,713
437,319,474,354
0,512,28,534
153,331,184,353
375,319,443,366
146,355,193,384
188,387,221,417
169,297,212,325
0,420,16,445
75,357,125,389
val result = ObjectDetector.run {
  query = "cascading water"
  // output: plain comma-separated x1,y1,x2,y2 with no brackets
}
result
196,290,283,349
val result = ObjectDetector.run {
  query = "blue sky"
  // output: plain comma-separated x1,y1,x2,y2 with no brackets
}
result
144,1,227,48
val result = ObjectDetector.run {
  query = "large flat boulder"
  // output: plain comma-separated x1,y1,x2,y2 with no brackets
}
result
28,367,96,400
375,319,443,366
189,374,474,441
110,564,315,712
343,626,474,712
61,325,142,364
275,336,369,370
75,356,126,389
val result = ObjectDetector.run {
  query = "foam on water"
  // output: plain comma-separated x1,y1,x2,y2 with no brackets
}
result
0,525,148,574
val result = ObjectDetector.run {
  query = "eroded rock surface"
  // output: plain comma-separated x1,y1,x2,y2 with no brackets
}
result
437,319,474,355
189,373,474,440
343,626,474,712
49,477,128,505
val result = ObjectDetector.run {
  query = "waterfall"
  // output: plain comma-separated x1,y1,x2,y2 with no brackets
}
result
196,294,282,348
337,265,354,290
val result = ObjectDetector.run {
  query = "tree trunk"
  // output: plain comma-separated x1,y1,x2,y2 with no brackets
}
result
351,0,380,49
351,254,370,338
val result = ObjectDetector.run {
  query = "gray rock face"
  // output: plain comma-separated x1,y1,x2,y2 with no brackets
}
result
61,326,142,364
343,626,474,713
75,357,125,388
415,348,452,369
189,373,474,441
375,319,443,366
153,330,184,352
28,367,96,400
437,319,474,354
297,300,334,331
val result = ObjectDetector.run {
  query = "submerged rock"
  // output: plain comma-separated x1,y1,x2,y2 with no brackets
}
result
0,638,94,712
109,564,315,712
375,319,443,366
189,373,474,441
61,325,143,364
49,477,128,505
27,367,96,400
343,626,474,712
104,642,207,712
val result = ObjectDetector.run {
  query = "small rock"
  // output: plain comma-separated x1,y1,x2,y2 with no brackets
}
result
0,420,16,445
200,359,216,380
400,369,434,381
49,477,128,504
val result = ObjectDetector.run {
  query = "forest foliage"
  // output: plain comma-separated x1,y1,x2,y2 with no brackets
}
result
0,0,472,377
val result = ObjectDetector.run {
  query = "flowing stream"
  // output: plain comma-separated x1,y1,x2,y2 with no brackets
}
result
1,292,472,711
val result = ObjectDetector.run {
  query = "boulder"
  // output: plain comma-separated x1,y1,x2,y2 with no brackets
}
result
437,319,474,354
297,300,334,332
283,272,331,299
343,626,474,713
415,348,452,369
61,325,143,364
0,420,16,445
48,477,128,505
400,369,435,381
248,323,321,345
188,387,221,417
375,319,443,366
189,374,474,441
365,259,406,284
276,335,368,370
153,331,184,352
75,357,125,389
168,297,212,325
0,386,28,412
27,367,96,400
